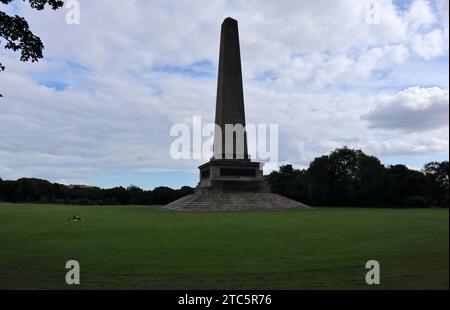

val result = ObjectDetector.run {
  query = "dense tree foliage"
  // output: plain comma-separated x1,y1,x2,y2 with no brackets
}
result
422,161,449,207
0,178,194,205
267,147,448,208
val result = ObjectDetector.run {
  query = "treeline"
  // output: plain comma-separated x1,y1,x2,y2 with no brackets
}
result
266,147,449,208
0,147,448,207
0,178,194,205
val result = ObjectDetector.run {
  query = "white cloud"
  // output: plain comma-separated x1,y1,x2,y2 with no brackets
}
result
411,28,446,59
404,0,449,60
407,0,436,30
363,87,449,130
436,0,449,26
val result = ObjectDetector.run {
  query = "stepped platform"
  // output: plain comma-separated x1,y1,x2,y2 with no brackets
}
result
165,192,311,211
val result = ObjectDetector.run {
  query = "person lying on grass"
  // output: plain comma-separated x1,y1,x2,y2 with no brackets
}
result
67,216,82,222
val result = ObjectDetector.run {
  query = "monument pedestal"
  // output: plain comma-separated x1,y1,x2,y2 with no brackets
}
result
196,159,267,193
165,158,310,211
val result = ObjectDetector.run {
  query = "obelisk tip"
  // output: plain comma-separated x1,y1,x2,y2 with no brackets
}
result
223,17,238,24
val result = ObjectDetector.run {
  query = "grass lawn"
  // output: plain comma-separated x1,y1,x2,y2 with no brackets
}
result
0,203,447,289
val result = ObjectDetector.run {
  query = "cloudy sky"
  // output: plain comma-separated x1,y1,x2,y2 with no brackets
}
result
0,0,448,189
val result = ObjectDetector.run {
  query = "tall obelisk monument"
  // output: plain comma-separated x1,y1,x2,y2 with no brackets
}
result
214,17,248,160
196,17,265,193
165,18,310,210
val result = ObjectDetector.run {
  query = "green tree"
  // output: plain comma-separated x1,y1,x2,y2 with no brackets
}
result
423,161,449,207
307,155,331,205
308,147,384,206
266,165,309,202
320,147,384,206
383,164,429,207
328,147,362,205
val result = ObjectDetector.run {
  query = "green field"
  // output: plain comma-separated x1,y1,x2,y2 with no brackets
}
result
0,203,448,289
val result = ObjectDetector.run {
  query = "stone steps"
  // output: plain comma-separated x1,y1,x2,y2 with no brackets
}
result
165,192,311,211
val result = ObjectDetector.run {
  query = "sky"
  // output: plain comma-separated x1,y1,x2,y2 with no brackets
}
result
0,0,448,189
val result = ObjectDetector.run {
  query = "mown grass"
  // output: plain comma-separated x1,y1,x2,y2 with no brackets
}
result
0,203,447,289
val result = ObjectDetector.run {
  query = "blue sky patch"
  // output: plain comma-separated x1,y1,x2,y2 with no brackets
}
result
152,60,215,78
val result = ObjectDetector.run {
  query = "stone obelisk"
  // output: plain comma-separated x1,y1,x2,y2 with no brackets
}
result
214,17,248,160
195,17,265,194
165,18,310,211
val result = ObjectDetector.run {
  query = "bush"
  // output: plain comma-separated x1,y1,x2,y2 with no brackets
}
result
403,196,428,208
52,198,65,205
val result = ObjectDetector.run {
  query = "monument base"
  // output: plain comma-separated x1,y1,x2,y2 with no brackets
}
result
164,191,311,211
164,158,311,211
196,158,267,193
